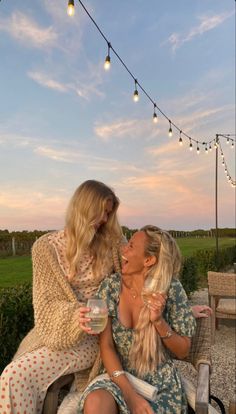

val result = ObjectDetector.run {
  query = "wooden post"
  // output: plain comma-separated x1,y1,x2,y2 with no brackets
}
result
12,237,16,256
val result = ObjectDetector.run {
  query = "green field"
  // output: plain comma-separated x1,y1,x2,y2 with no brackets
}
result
176,237,235,257
0,237,235,288
0,256,32,288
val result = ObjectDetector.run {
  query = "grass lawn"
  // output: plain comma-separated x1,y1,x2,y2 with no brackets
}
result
176,237,235,257
0,256,32,288
0,237,235,287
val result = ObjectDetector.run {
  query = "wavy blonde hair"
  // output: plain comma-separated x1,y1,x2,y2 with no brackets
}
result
65,180,122,279
129,225,182,376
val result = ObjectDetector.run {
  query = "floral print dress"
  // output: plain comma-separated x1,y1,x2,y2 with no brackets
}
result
78,273,196,414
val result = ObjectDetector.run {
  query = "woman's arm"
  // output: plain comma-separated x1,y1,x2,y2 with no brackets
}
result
32,236,84,349
154,318,191,359
100,318,154,414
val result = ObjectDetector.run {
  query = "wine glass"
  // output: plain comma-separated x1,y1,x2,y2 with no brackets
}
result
86,299,108,333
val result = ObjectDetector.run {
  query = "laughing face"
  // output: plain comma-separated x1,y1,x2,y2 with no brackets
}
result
121,231,148,276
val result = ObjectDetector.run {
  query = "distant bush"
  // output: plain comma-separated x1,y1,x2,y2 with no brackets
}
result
194,245,236,275
0,283,33,373
180,256,199,297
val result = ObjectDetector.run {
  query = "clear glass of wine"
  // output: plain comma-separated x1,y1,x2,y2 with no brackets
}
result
86,299,108,333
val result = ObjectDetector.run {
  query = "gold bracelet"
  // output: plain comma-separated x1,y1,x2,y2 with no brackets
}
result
159,329,173,339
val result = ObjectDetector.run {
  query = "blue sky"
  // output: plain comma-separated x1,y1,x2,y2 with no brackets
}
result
0,0,235,231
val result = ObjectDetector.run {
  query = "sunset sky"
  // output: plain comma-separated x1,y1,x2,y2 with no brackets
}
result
0,0,235,231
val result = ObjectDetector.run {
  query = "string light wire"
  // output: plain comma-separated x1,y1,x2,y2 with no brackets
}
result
72,0,236,186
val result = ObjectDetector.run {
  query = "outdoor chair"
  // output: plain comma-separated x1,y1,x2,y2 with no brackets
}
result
207,271,236,344
42,317,212,414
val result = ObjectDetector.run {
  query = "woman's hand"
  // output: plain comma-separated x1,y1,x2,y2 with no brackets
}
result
126,392,154,414
192,305,212,318
146,292,167,323
77,306,97,335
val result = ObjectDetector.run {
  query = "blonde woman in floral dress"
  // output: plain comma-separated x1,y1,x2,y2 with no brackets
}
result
78,225,196,414
0,180,124,414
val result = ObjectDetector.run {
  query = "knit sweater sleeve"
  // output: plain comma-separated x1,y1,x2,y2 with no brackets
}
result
32,235,84,350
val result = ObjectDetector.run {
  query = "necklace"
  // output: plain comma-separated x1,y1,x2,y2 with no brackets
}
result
122,279,140,299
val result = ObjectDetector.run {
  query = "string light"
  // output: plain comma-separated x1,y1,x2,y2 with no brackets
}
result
67,0,75,16
205,145,208,154
189,139,193,151
68,1,235,188
133,79,139,102
153,104,158,123
104,42,111,70
179,131,183,146
168,120,172,137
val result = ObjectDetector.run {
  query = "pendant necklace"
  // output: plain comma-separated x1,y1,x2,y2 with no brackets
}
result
122,279,139,299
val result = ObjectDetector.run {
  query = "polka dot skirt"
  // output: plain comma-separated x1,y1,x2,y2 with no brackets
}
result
0,335,99,414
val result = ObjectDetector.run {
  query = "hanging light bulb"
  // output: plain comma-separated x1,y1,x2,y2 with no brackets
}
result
214,140,218,149
153,104,158,123
67,0,75,16
222,159,225,165
205,145,208,154
104,42,111,70
224,168,227,174
197,142,200,154
189,139,193,151
133,79,139,102
209,144,212,151
227,137,230,144
168,120,172,137
221,152,224,158
231,141,234,148
178,131,183,146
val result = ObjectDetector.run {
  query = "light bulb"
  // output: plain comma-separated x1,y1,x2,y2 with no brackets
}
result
133,89,139,102
197,146,200,154
227,138,230,144
153,112,158,123
104,55,111,70
67,0,75,16
209,145,212,151
168,121,172,137
205,147,208,154
189,142,193,151
179,137,183,146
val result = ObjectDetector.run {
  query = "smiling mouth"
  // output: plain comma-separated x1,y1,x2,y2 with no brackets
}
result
122,255,128,265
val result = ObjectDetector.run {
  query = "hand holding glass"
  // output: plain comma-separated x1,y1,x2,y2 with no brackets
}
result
86,299,108,333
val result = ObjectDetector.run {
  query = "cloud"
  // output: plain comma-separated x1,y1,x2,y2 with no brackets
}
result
0,11,57,48
164,11,234,52
94,118,160,142
27,62,105,100
28,71,69,93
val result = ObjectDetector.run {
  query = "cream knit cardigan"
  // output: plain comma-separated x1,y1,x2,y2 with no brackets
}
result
13,233,122,391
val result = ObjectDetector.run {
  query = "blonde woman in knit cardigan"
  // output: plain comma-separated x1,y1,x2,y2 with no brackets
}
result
77,225,196,414
0,180,124,414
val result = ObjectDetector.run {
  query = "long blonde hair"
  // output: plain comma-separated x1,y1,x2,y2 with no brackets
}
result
129,225,182,376
65,180,122,279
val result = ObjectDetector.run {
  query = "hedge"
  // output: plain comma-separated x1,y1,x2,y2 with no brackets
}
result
0,283,33,373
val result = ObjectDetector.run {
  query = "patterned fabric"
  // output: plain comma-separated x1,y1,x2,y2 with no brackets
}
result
78,273,196,414
48,230,113,303
0,232,124,414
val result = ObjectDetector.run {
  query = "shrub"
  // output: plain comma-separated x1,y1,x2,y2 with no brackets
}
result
194,245,236,275
0,283,33,374
180,256,199,297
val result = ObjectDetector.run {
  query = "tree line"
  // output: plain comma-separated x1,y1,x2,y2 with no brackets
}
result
1,227,235,242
